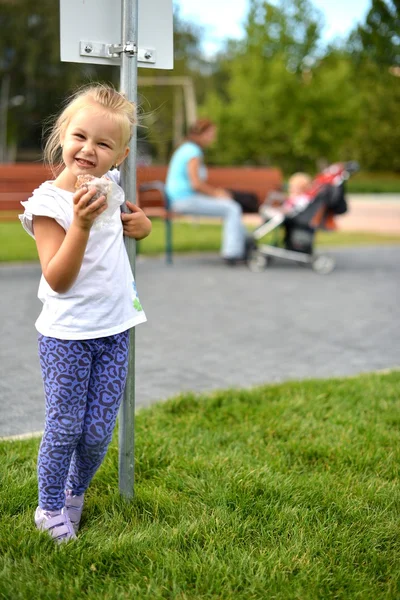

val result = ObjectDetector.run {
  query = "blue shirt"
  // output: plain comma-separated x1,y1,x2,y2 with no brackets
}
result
165,141,206,203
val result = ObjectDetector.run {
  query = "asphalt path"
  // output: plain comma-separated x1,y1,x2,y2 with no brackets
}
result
1,246,399,438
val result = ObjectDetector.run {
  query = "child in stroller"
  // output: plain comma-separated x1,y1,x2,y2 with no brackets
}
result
247,162,358,274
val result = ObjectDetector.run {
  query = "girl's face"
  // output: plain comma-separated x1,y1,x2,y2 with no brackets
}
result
289,176,311,196
61,107,129,180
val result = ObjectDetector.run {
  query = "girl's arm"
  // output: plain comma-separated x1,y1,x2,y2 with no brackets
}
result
187,157,232,198
33,187,107,294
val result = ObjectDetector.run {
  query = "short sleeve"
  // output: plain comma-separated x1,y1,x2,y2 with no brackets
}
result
19,187,71,239
181,142,203,162
106,169,121,186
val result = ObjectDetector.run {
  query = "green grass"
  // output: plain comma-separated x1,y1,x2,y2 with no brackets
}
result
0,371,399,599
1,219,400,263
280,172,400,194
315,230,400,246
346,172,400,194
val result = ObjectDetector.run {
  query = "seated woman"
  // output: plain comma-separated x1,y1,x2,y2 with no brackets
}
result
165,119,247,265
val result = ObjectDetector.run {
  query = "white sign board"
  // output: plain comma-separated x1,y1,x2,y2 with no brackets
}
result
60,0,173,69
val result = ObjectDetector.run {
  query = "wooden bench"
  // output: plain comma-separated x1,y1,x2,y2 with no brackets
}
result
0,163,283,262
136,165,283,262
136,165,283,210
0,164,54,219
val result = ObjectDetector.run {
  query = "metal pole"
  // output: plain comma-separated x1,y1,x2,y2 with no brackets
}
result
173,86,184,147
182,80,197,128
119,0,138,499
0,74,10,163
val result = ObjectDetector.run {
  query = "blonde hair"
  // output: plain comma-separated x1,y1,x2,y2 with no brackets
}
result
43,83,136,174
288,172,312,196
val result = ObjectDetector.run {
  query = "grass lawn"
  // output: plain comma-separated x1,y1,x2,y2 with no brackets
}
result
346,172,400,194
1,219,400,263
0,371,399,599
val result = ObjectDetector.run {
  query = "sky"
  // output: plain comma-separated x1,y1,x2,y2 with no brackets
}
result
174,0,372,57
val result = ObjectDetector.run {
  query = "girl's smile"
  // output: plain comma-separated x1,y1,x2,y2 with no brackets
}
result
75,157,96,169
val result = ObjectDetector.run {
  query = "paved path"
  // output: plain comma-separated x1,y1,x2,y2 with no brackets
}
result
1,246,399,438
243,194,400,234
335,194,400,234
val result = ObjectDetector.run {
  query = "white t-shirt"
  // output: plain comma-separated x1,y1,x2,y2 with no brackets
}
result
19,170,146,340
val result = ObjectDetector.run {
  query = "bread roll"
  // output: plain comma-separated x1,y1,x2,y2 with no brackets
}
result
75,175,111,204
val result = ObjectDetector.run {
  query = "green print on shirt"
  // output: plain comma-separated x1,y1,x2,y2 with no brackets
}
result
132,281,143,311
133,298,143,311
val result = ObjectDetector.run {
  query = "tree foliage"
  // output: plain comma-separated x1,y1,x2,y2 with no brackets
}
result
201,0,400,173
202,0,359,172
345,0,400,171
352,0,400,68
0,0,399,173
0,0,117,158
0,0,203,161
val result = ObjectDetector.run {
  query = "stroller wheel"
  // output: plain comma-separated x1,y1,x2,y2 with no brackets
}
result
247,249,269,272
312,254,335,275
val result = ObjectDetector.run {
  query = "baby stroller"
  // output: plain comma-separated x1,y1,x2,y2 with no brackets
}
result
246,161,359,275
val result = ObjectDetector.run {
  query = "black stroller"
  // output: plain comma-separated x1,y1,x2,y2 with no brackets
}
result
246,162,359,275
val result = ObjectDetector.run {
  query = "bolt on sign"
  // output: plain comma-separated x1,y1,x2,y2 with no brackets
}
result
60,0,173,69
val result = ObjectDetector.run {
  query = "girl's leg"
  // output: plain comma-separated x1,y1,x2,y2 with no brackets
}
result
173,194,246,259
66,330,130,496
37,336,92,511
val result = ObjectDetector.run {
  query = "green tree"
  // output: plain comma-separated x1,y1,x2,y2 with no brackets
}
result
346,0,400,171
352,0,400,68
0,0,205,162
0,0,117,160
351,62,400,171
202,0,358,173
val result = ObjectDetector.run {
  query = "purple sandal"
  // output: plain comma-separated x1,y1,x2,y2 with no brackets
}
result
34,506,77,543
65,491,85,533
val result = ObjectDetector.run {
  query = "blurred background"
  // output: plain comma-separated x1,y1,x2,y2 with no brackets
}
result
0,0,399,188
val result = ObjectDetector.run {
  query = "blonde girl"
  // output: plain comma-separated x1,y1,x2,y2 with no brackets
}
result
19,83,151,543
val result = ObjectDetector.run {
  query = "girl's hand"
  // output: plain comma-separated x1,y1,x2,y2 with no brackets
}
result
121,201,152,240
72,186,108,230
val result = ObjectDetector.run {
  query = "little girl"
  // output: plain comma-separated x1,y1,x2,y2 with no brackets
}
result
19,83,152,543
260,172,313,220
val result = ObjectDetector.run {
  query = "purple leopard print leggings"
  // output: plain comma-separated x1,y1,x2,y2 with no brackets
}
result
37,331,130,510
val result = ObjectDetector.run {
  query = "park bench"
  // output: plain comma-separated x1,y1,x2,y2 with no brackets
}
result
0,163,283,262
136,165,283,262
0,164,54,217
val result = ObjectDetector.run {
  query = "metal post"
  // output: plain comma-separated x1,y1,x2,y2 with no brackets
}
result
182,80,197,127
119,0,138,499
173,86,184,148
0,74,10,163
